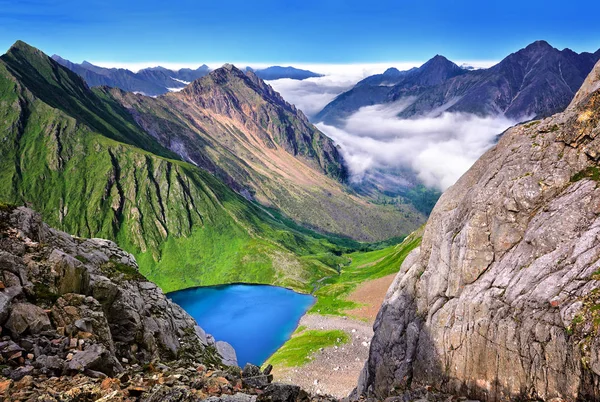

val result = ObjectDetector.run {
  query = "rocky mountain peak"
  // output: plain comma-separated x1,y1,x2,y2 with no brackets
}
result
175,60,348,182
7,40,35,53
5,40,48,64
50,54,68,63
421,54,458,69
524,39,553,51
569,58,600,108
222,63,236,71
403,53,464,87
383,67,402,76
504,39,559,65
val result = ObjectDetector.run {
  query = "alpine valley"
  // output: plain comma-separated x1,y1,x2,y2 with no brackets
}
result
1,29,600,402
0,41,422,295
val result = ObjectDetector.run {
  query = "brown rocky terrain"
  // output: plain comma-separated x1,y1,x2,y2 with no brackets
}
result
356,60,600,401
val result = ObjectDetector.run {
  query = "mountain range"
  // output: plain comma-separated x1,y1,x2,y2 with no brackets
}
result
109,63,423,241
0,41,423,294
51,55,210,96
317,40,600,124
245,65,323,80
52,56,323,95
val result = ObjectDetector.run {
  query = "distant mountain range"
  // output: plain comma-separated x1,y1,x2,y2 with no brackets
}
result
316,40,600,124
246,65,323,80
51,56,323,95
51,55,210,96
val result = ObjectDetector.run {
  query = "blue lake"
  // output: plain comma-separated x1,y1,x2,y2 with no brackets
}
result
168,284,315,366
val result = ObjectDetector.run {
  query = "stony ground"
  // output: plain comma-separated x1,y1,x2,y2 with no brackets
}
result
270,314,373,398
269,271,398,399
0,361,338,401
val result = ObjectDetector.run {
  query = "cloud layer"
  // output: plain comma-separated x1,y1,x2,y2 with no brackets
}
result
267,75,360,118
315,101,519,191
259,63,517,192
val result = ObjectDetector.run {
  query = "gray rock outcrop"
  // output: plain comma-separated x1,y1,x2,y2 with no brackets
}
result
357,61,600,401
0,206,236,377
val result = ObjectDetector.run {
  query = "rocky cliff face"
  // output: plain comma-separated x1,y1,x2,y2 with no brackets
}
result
177,64,347,181
0,206,236,381
357,61,600,401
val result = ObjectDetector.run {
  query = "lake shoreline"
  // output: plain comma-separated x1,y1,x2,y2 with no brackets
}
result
166,280,318,297
168,283,315,367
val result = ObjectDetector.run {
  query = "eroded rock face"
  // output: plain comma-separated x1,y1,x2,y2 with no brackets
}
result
358,61,600,401
0,207,236,378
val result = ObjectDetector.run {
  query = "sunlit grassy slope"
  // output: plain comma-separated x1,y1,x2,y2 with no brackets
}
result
309,230,423,316
265,327,349,368
0,41,419,295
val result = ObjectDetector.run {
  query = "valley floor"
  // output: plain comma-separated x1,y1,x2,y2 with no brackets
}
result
270,273,397,398
271,313,372,398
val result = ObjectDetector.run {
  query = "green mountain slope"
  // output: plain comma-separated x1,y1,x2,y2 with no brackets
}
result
109,65,425,241
0,41,374,293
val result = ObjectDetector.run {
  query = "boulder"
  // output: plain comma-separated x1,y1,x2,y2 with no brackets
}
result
5,303,51,335
8,366,33,381
47,249,89,295
216,341,238,367
205,394,258,402
0,285,23,324
51,294,114,351
257,384,303,402
242,363,270,388
67,344,122,376
34,354,65,375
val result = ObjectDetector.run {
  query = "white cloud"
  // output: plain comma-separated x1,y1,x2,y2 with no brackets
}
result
316,102,521,191
170,77,191,84
267,75,362,118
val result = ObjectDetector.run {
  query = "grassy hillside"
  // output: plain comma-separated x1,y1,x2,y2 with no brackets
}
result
308,230,423,316
0,41,410,295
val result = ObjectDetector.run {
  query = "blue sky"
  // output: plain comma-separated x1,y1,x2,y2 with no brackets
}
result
1,0,600,65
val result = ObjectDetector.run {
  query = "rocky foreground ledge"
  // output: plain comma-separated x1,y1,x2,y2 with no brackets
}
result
0,206,331,401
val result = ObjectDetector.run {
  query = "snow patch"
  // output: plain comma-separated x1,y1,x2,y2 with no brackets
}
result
170,77,191,84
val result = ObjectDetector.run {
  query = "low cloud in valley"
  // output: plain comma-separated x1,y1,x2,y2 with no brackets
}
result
263,61,513,192
316,103,519,191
